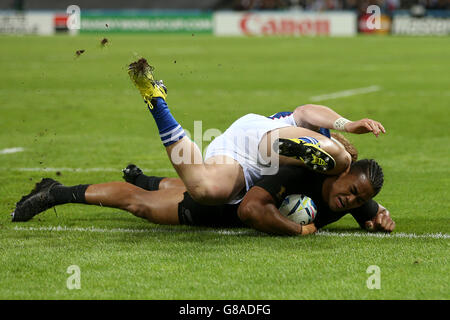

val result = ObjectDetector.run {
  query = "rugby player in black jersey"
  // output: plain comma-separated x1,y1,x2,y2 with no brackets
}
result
10,159,395,236
238,159,394,235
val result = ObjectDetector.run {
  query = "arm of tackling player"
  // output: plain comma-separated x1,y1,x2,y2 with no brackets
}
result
293,104,386,137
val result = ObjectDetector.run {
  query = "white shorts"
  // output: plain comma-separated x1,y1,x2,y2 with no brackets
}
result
205,113,295,204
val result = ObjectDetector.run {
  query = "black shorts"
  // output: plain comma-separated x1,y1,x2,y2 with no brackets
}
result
178,192,246,228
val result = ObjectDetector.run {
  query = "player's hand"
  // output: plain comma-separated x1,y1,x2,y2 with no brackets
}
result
365,210,395,233
301,223,318,235
345,118,386,137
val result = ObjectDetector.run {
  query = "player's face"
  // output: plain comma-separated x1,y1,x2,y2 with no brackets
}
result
327,171,375,212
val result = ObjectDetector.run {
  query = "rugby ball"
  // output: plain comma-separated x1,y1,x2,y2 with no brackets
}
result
279,194,317,225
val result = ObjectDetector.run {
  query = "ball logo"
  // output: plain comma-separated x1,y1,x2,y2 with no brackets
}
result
279,194,317,225
66,5,81,30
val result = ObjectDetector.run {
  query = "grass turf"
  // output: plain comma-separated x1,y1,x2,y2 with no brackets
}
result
0,34,449,300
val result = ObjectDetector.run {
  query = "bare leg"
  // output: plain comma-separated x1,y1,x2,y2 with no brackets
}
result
85,182,184,225
128,60,246,205
124,165,241,204
158,177,186,190
164,136,245,204
260,127,352,175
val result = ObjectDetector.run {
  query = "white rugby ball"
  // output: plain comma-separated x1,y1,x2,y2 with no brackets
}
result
279,194,318,225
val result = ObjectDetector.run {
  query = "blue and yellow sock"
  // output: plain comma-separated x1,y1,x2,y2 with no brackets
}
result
148,97,186,147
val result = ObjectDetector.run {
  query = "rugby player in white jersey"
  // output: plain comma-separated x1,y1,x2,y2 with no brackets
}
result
124,58,385,206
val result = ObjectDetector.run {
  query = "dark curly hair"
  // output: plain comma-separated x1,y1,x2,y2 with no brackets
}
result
350,159,384,196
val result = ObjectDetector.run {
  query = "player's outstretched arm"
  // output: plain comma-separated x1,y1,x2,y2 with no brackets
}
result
364,204,395,233
238,186,317,236
293,104,386,137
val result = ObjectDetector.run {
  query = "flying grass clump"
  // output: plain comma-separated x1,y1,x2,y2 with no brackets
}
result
100,38,109,47
75,49,85,57
128,58,155,76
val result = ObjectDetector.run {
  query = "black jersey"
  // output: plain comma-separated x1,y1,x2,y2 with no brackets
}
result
254,166,379,229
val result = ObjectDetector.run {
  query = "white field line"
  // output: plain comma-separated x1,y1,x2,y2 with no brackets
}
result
316,230,450,240
12,225,253,236
0,147,24,155
310,85,381,102
0,167,175,173
12,226,450,239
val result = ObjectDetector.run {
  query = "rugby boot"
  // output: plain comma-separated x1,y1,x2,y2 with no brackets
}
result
276,137,336,172
11,178,61,222
128,58,168,109
122,164,143,184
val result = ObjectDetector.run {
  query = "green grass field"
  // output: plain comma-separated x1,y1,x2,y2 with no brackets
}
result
0,34,449,300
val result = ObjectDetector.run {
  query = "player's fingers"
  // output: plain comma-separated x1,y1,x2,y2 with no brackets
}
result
375,218,387,231
372,121,384,135
365,121,379,137
385,220,395,233
381,215,391,229
377,216,386,229
369,121,381,137
390,220,396,232
376,121,386,134
363,122,376,136
375,213,383,226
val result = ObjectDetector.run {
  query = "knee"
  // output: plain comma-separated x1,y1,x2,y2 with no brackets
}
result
330,149,352,175
340,149,352,166
331,140,352,167
323,139,350,162
319,138,341,155
315,138,351,174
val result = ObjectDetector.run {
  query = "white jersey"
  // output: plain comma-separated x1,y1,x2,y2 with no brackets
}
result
205,112,297,204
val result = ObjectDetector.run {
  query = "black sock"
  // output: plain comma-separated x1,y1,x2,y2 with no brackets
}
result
134,174,164,191
50,184,90,205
